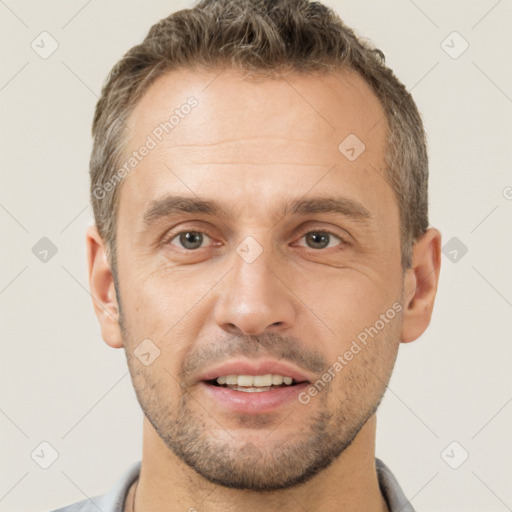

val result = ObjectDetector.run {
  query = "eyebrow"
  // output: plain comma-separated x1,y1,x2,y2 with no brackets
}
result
143,194,372,226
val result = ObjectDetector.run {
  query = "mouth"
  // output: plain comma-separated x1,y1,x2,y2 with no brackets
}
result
204,373,308,393
196,359,314,413
199,371,311,414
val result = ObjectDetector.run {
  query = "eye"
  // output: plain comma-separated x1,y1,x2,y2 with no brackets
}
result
296,231,345,250
169,230,212,250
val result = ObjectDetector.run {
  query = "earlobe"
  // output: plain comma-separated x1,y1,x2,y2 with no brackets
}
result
400,228,442,344
86,225,123,349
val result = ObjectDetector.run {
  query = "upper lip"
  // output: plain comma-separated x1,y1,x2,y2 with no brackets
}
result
198,359,314,383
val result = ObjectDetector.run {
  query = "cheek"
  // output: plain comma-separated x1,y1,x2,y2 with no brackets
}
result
121,266,218,358
316,270,403,398
319,272,400,340
126,261,184,311
127,353,181,422
323,311,401,409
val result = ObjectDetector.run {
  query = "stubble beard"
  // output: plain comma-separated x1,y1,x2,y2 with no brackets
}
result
122,331,396,491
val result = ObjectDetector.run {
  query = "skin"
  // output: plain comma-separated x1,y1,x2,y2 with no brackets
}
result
87,67,441,512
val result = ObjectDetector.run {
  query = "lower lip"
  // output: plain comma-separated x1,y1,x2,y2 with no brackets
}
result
199,381,309,414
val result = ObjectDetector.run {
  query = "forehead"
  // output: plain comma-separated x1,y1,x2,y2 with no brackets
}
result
118,66,393,225
126,66,387,150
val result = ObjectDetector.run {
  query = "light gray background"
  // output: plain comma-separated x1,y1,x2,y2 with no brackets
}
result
1,1,511,511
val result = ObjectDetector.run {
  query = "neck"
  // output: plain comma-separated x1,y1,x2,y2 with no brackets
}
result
132,415,389,512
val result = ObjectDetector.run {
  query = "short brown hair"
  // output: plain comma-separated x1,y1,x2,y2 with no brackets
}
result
90,0,429,273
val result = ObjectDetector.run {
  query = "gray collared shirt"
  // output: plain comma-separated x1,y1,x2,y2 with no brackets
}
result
50,458,415,512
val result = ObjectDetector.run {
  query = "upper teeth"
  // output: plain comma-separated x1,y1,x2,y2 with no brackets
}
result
216,374,294,387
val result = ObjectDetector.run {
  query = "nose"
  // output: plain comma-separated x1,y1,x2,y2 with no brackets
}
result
213,242,296,337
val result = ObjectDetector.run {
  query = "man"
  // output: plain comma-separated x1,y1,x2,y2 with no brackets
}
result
53,0,441,510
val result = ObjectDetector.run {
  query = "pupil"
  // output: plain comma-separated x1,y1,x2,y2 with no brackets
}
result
307,232,329,249
181,231,202,249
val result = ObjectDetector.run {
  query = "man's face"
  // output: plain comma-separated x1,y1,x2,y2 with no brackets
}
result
115,68,404,490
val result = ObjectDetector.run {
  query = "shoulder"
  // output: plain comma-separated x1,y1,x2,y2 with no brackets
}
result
49,498,100,512
47,461,141,512
376,458,415,512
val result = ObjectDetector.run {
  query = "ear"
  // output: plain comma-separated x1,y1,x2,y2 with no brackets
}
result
401,228,442,343
86,225,123,348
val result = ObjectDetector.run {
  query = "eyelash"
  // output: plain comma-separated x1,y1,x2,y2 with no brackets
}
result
164,227,349,251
